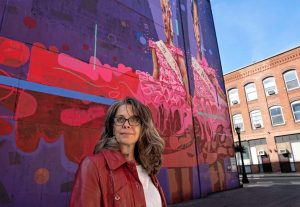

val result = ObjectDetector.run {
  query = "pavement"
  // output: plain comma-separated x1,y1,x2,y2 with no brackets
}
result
168,172,300,207
243,172,300,178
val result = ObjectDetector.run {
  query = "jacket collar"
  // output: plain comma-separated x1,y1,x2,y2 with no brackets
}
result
102,149,128,170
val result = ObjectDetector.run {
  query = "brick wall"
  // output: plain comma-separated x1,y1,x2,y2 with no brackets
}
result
224,46,300,173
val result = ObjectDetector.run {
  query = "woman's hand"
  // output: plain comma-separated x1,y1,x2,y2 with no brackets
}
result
186,93,192,106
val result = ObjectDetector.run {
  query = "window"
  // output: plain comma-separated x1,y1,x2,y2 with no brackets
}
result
283,70,300,90
245,83,257,101
250,110,264,129
291,101,300,122
232,114,244,131
228,88,240,105
269,106,285,126
263,77,277,96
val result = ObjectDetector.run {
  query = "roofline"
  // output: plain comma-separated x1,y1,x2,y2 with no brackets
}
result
224,44,300,76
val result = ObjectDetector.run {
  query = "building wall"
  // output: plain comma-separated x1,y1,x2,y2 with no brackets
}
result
0,0,238,206
225,46,300,173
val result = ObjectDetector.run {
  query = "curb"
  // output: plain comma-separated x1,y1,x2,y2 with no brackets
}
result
240,173,300,178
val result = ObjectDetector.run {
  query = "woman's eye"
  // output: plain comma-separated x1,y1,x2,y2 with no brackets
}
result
116,117,125,122
130,116,140,123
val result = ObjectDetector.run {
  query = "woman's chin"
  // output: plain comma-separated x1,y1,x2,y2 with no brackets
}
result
118,140,136,148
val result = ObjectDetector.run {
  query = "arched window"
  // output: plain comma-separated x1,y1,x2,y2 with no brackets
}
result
283,70,300,90
232,114,244,131
263,77,277,96
269,106,285,126
244,83,257,101
250,110,264,129
291,101,300,122
228,88,240,105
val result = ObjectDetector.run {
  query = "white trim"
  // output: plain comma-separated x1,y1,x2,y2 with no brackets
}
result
269,106,285,126
233,114,244,131
283,70,300,91
250,109,264,129
228,88,240,106
291,100,300,122
245,82,258,101
263,77,278,96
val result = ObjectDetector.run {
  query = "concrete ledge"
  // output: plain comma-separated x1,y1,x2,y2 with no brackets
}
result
241,172,300,178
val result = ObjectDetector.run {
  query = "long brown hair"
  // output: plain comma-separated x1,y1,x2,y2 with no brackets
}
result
161,0,174,43
191,0,202,60
94,97,165,175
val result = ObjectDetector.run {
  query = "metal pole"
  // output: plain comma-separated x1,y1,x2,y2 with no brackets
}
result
236,128,249,184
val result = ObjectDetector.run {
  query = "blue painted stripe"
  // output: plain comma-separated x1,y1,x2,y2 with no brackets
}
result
0,75,115,105
0,75,19,87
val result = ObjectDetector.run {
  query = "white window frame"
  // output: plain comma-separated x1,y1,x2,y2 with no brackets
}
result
228,88,240,105
263,77,278,96
245,83,258,101
269,106,285,126
250,110,264,129
232,114,244,131
283,70,300,91
291,101,300,122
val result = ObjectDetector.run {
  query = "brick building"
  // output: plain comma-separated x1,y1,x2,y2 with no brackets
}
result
224,46,300,173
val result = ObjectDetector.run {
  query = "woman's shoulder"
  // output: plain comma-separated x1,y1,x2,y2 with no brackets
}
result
172,45,184,57
86,149,126,169
148,39,157,48
82,151,107,167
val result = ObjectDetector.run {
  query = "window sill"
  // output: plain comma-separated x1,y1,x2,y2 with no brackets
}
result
266,93,278,97
253,127,264,130
272,122,286,127
287,86,300,92
247,99,258,103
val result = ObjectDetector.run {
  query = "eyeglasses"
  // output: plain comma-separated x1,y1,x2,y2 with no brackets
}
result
114,116,141,126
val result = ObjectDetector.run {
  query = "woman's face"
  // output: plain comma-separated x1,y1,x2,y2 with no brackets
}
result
192,2,201,50
113,104,141,149
162,0,173,42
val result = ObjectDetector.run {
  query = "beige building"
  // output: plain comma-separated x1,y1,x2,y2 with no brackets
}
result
224,46,300,173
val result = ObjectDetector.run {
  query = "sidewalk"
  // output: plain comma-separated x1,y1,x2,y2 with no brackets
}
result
242,172,300,178
168,172,300,207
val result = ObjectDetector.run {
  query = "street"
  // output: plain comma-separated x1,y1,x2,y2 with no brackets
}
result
169,173,300,207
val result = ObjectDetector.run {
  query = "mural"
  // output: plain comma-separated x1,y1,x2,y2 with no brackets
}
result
0,0,239,206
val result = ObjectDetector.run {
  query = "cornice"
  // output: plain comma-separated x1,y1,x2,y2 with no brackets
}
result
224,49,300,83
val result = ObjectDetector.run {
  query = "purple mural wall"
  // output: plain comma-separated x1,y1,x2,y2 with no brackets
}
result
0,0,240,206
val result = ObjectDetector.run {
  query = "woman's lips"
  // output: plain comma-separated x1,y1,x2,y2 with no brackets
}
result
120,133,133,135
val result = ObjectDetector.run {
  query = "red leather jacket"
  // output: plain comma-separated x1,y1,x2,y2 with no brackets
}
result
69,149,167,207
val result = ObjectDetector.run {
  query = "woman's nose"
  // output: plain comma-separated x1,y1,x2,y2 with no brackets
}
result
122,120,131,128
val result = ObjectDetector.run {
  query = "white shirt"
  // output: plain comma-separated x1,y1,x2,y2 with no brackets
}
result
136,165,162,207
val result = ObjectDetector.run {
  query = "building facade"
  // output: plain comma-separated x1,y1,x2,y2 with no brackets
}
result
224,46,300,173
0,0,239,206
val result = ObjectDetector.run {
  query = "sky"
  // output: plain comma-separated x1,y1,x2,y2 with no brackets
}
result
210,0,300,74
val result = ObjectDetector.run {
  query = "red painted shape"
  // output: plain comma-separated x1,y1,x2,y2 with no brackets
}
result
0,84,18,113
112,56,118,62
15,90,108,162
0,120,13,135
15,91,37,119
82,44,89,51
0,36,30,67
49,45,59,53
62,44,70,51
27,42,139,100
60,106,105,126
23,16,37,29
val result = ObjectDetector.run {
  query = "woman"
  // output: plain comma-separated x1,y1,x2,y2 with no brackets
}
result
191,0,232,192
151,0,191,105
70,97,166,207
191,0,226,105
138,0,191,108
